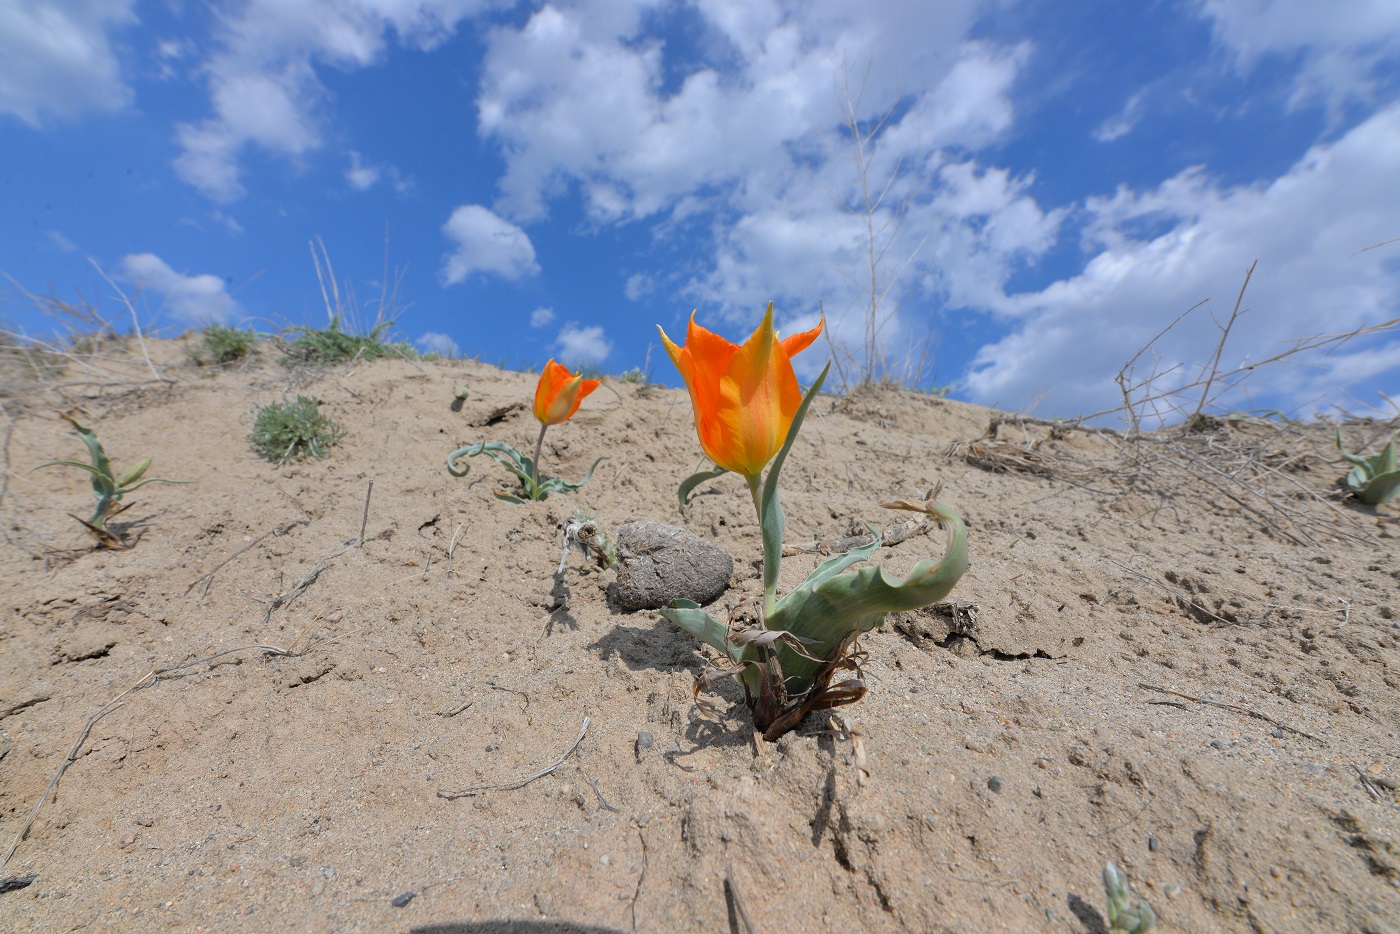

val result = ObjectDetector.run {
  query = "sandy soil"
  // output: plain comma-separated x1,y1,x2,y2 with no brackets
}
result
0,335,1397,933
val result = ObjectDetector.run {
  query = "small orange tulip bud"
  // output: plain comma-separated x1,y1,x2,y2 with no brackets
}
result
533,359,601,426
659,304,823,479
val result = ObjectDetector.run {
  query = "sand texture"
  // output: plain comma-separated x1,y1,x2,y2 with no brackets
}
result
1,336,1397,932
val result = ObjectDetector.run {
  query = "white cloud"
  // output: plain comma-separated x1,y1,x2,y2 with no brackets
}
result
624,273,653,301
0,0,137,125
118,253,240,325
345,150,380,190
1093,91,1145,142
1192,0,1400,113
415,331,460,356
963,103,1400,420
554,322,612,365
529,306,555,328
344,150,410,193
440,204,540,283
172,0,506,199
46,230,79,252
477,0,986,223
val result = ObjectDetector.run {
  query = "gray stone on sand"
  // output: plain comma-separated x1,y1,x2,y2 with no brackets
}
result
610,519,733,610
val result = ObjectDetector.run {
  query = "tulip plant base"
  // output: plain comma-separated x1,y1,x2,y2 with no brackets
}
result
3,335,1398,934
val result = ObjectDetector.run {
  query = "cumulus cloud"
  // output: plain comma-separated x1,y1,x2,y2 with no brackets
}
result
346,150,381,190
475,3,1048,387
172,0,505,199
440,204,540,283
415,331,460,356
345,150,409,193
0,0,137,125
529,306,555,328
118,253,239,325
554,323,612,365
1191,0,1400,113
477,0,985,223
963,103,1400,420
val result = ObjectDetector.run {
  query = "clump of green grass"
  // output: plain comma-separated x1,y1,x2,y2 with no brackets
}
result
279,315,412,367
250,396,345,465
195,324,260,366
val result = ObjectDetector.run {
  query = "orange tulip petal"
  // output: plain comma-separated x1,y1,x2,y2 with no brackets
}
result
779,315,824,358
534,359,596,425
661,305,818,478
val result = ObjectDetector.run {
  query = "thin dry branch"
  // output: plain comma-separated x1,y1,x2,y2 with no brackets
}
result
436,716,590,799
1138,683,1324,744
184,519,307,599
1,632,331,869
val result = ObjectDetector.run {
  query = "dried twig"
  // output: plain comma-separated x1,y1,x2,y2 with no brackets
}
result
629,827,649,931
724,873,756,934
88,259,161,383
262,553,342,625
1353,765,1386,803
1138,683,1324,744
445,521,466,589
184,519,307,599
358,479,374,546
436,716,590,799
1,634,330,869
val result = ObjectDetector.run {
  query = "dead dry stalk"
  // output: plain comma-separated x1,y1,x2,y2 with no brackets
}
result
436,716,590,799
1,629,334,869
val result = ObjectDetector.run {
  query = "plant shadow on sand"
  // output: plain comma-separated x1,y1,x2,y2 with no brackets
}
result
588,615,709,671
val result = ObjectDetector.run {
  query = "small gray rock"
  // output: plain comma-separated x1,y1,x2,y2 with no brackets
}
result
610,519,733,610
635,730,654,761
987,775,1003,793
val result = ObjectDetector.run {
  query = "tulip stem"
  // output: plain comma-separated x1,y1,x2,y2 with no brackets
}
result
532,423,548,491
747,473,778,620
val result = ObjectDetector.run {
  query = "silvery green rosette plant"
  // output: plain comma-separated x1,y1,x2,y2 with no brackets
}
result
1336,428,1400,506
656,304,969,741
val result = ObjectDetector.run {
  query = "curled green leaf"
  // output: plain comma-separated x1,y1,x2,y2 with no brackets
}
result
677,466,729,515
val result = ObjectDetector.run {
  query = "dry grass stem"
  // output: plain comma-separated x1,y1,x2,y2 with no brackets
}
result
436,716,590,799
1138,683,1324,744
184,519,308,599
1,632,331,869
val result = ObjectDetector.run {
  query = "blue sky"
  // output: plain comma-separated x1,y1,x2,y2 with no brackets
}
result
3,0,1399,422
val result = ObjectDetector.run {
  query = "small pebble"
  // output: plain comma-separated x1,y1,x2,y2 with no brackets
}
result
987,775,1003,793
1148,836,1158,852
1210,739,1227,750
1164,883,1182,899
635,731,654,760
119,833,138,847
391,891,416,908
289,856,307,868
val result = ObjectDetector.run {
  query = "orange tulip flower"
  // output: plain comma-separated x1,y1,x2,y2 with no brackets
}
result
533,359,600,426
659,303,823,479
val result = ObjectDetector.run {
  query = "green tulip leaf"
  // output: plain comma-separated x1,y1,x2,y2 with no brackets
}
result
763,499,968,691
759,361,830,609
677,466,729,515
